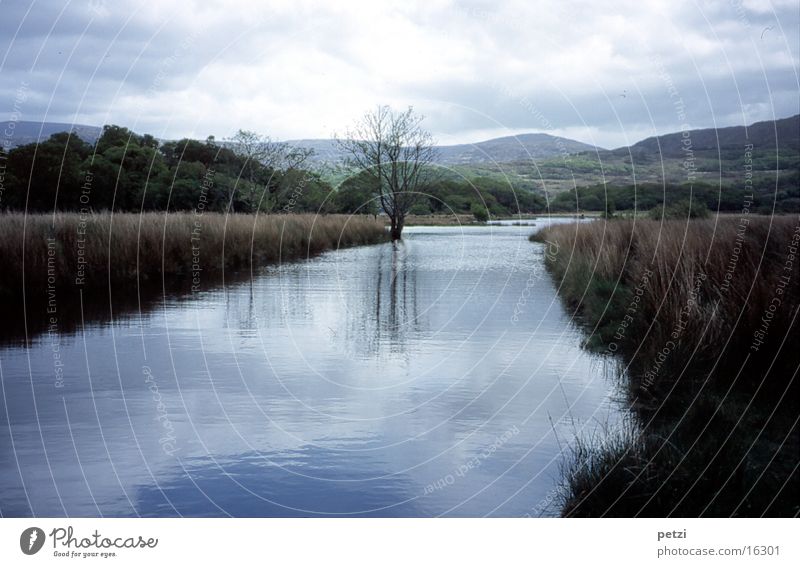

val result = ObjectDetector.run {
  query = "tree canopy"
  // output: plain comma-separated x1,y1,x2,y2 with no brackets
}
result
0,125,336,214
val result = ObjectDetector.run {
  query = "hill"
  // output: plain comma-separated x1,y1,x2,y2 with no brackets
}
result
617,114,800,158
288,132,601,167
434,133,600,165
5,115,797,212
0,120,101,148
468,114,800,195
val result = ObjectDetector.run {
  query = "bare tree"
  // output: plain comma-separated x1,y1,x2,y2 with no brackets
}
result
227,129,315,210
336,106,437,240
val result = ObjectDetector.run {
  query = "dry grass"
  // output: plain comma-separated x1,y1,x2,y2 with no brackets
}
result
0,212,387,297
402,213,480,226
534,216,800,393
560,399,799,517
532,215,800,517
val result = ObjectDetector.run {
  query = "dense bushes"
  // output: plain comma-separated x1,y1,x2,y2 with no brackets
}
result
1,126,338,214
547,181,800,214
333,171,547,217
648,199,710,219
413,177,545,216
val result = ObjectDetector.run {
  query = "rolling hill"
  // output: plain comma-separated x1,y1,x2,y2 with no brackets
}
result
288,133,601,167
0,120,101,148
461,114,800,194
617,114,799,158
4,115,797,198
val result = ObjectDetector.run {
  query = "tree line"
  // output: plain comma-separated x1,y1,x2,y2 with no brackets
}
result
0,120,545,224
12,115,782,224
0,122,547,221
547,179,800,215
0,125,335,213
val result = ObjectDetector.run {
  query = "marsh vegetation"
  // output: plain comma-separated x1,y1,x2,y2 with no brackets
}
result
533,216,800,516
0,212,387,300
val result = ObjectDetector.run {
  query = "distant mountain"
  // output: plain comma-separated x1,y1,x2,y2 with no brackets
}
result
486,114,800,194
614,114,799,158
283,139,344,164
1,123,600,166
6,115,796,170
435,133,601,164
0,120,102,148
288,133,601,167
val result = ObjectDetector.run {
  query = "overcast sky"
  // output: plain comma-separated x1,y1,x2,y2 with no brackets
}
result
1,0,797,149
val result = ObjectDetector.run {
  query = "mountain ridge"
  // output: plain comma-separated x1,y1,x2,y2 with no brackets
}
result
3,114,797,168
0,120,102,148
610,114,799,158
285,133,602,166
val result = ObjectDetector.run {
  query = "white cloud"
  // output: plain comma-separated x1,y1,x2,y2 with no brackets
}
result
0,0,797,147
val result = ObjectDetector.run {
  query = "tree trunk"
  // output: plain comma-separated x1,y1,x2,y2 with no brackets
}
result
390,214,404,241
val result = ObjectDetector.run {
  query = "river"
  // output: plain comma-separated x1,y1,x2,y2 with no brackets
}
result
0,220,621,517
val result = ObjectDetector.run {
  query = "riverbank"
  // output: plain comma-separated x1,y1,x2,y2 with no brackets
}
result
402,214,480,226
0,223,616,517
401,213,586,227
532,216,800,516
0,212,387,300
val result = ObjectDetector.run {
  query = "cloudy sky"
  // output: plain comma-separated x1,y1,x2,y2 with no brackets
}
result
1,0,797,149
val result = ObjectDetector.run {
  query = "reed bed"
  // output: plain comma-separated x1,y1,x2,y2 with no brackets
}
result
0,212,387,298
532,215,800,516
534,216,800,393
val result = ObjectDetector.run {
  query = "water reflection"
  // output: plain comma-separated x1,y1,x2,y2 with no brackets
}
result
0,222,620,517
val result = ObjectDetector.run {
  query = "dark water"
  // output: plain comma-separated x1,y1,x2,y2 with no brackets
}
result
0,222,621,517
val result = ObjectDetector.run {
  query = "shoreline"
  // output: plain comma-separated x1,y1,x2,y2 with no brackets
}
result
0,212,387,300
400,212,594,227
531,216,800,517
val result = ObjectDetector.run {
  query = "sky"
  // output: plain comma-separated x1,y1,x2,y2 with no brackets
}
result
1,0,798,149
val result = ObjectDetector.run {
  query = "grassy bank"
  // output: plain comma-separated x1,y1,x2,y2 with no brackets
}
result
401,213,575,226
402,213,480,226
0,212,387,299
532,216,799,516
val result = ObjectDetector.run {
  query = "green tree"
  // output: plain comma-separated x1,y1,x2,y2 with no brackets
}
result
471,202,489,222
5,132,92,211
89,142,167,210
602,199,616,219
649,199,710,220
335,170,379,214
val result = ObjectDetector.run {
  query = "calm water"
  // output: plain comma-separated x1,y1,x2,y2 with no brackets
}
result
0,222,620,517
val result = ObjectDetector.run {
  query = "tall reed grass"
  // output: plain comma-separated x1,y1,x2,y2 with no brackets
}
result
0,212,387,298
532,215,800,516
534,216,799,394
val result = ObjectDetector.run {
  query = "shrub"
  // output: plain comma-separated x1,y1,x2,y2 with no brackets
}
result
471,202,489,222
648,199,710,220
